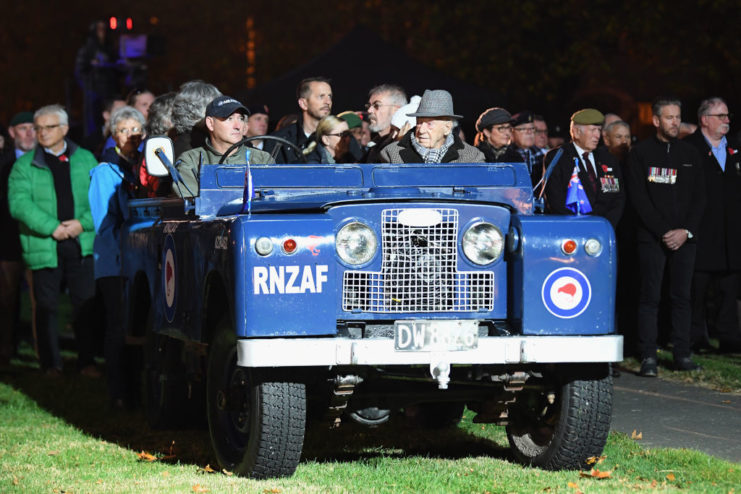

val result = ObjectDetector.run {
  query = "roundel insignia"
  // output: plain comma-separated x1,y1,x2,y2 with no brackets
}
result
541,267,591,319
163,234,177,323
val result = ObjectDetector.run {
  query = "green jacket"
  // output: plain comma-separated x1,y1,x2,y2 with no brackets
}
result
173,140,275,197
8,141,98,270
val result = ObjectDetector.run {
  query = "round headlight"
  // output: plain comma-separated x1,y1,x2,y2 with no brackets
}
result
462,222,504,265
585,238,602,256
336,222,377,265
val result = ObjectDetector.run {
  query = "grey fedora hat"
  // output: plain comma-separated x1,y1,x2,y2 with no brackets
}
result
407,89,462,119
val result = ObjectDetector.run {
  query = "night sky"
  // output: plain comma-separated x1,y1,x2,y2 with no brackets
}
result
2,0,740,139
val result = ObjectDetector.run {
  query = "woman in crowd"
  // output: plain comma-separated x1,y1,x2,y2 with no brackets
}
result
88,105,145,408
313,115,350,164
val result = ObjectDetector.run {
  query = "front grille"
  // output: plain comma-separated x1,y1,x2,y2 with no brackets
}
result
342,208,494,312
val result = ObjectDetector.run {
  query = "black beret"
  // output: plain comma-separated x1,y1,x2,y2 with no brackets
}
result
510,110,534,127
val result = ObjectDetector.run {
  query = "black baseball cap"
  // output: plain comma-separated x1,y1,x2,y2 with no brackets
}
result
206,96,249,118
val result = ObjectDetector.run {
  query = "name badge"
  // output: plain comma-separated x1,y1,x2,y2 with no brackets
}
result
647,167,677,184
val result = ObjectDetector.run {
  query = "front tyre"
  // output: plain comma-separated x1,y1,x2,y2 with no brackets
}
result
506,364,612,470
207,329,306,478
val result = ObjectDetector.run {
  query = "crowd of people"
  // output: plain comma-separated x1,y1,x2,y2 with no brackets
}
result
1,75,740,409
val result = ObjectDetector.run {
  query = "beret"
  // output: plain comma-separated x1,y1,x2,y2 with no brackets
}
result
510,110,534,127
9,111,33,126
571,108,605,125
338,111,362,129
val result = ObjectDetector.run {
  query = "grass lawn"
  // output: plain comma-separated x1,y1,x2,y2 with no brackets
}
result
1,353,740,494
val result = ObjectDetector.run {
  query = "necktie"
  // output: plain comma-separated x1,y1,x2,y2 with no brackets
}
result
582,152,597,193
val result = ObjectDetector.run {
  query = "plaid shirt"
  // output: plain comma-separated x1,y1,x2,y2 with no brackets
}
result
411,133,455,163
516,146,545,175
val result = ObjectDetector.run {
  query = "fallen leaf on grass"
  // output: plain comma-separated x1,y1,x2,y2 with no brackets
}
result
13,476,19,485
666,473,676,481
162,472,170,478
137,451,157,462
199,464,217,474
586,455,606,465
567,482,578,488
263,488,282,493
222,469,233,476
192,485,209,493
631,430,643,440
580,468,612,479
48,450,59,456
650,480,658,488
96,479,102,484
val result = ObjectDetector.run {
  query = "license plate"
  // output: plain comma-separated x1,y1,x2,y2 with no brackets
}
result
394,320,479,352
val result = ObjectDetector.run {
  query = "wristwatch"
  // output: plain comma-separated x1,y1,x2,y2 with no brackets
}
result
685,229,694,239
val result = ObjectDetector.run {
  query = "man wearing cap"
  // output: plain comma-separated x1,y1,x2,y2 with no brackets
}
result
244,104,269,150
542,108,625,228
0,112,37,366
174,96,275,198
627,98,705,376
511,111,547,185
474,107,524,163
379,89,484,164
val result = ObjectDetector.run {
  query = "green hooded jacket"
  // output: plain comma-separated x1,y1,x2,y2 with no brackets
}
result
8,140,98,270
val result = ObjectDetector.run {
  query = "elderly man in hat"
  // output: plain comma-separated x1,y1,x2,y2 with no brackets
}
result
174,95,275,197
474,107,524,163
542,108,625,228
379,90,484,164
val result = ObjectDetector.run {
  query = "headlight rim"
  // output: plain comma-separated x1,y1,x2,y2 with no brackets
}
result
336,220,378,267
462,221,505,266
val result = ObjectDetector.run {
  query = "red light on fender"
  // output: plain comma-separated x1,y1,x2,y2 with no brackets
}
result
282,238,297,254
561,239,577,255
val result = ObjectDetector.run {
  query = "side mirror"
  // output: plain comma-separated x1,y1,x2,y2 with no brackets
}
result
144,136,174,177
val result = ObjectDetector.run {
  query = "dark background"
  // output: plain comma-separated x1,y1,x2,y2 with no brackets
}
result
2,0,740,139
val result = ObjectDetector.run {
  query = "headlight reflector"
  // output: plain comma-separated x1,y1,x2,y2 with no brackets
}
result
462,222,504,265
336,222,377,265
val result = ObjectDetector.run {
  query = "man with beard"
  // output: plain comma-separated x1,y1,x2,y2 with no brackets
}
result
264,77,332,163
363,84,407,163
603,120,632,162
684,97,741,353
627,98,705,376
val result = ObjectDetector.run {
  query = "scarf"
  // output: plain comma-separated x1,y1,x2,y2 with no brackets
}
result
411,133,454,163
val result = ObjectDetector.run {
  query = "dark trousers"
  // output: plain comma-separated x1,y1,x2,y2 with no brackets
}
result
98,276,129,401
691,271,741,345
636,239,696,360
0,260,23,363
32,241,96,371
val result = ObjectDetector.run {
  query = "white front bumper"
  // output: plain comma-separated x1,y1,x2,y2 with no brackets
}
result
236,335,623,367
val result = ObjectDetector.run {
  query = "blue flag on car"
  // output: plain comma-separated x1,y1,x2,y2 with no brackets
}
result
565,158,592,215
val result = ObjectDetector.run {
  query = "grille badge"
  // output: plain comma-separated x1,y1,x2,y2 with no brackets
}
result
398,208,442,227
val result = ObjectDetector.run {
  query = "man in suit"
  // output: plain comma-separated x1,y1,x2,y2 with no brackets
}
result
684,97,741,353
542,108,625,228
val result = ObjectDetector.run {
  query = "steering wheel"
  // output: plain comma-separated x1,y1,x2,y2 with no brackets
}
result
218,136,307,164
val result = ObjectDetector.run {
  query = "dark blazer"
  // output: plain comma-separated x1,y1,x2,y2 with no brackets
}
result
476,141,524,164
543,142,625,228
626,136,705,243
683,130,741,271
263,115,322,164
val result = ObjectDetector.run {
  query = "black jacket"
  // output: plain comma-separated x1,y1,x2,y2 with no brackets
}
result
543,143,625,228
683,130,741,270
626,136,705,243
476,141,524,164
263,115,322,164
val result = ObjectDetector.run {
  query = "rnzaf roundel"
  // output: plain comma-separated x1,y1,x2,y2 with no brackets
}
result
541,267,591,319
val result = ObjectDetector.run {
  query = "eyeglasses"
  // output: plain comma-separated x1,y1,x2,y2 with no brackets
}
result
326,130,352,138
707,113,732,120
493,125,512,133
513,126,536,133
535,129,548,135
365,101,395,111
34,124,63,132
116,127,142,135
